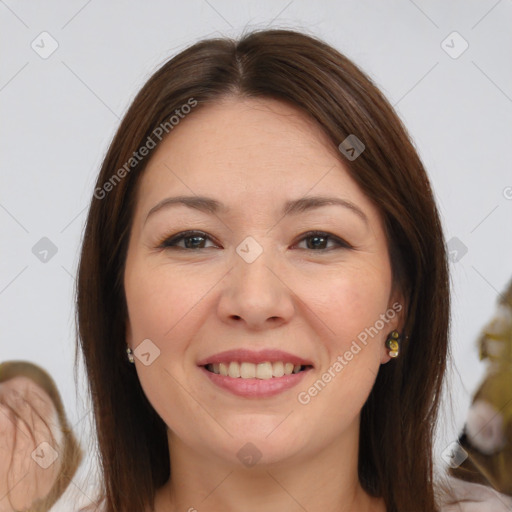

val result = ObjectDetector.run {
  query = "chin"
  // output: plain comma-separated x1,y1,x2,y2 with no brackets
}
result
210,425,308,468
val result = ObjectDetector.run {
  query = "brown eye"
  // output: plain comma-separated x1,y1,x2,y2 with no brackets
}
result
159,231,217,250
295,231,352,251
158,230,352,252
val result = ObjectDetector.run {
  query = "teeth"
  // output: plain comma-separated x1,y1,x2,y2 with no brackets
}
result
240,362,256,378
256,362,273,379
272,361,284,377
228,362,240,378
206,361,308,379
284,362,294,374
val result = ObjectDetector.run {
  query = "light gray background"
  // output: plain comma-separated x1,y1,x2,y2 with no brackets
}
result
1,1,511,509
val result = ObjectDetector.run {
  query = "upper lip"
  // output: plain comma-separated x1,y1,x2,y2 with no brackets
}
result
197,349,314,367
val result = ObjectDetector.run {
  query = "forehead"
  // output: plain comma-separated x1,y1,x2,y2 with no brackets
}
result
133,97,377,222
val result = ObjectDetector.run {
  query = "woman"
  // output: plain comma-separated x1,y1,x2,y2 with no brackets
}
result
74,28,506,512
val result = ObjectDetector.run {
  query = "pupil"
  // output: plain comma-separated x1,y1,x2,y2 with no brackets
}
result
184,235,327,250
308,236,326,250
186,236,204,249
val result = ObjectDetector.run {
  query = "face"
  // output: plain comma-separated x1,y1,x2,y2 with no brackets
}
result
123,96,403,468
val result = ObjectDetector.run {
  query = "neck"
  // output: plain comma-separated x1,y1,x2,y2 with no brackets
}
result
153,417,385,512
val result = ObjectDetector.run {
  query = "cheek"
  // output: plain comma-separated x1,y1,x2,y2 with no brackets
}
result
293,266,391,436
295,259,392,348
124,263,210,432
125,259,212,343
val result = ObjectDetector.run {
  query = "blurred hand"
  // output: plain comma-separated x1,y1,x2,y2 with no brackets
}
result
0,376,63,512
440,476,512,512
465,399,507,455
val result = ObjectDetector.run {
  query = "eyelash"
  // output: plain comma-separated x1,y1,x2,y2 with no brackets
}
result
157,230,352,252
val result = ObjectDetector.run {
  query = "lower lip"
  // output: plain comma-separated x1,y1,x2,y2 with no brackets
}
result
199,366,311,398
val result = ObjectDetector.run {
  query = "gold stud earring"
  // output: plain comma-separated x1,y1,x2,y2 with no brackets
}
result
385,330,401,358
126,346,135,364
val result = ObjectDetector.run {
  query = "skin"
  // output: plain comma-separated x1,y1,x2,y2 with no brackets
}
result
0,376,62,512
124,97,403,512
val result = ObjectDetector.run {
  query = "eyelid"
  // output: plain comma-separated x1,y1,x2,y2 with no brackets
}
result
157,230,219,250
157,230,353,251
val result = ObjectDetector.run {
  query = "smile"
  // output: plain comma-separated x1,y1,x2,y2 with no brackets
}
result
199,362,313,398
204,361,312,379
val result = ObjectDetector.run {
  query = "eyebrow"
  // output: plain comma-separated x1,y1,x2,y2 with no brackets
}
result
144,195,368,225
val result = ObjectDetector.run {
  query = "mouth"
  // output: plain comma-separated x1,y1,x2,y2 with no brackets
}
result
198,359,314,398
197,349,314,398
201,361,314,379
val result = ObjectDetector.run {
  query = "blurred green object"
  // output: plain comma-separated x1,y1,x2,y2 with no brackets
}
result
449,278,512,495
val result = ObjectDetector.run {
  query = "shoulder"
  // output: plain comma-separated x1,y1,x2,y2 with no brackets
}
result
66,496,106,512
436,475,512,512
77,506,105,512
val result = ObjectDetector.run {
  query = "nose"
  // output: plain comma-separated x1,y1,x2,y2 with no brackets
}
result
217,241,295,330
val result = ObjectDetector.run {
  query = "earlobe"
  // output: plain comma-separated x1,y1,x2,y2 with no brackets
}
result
125,319,132,349
388,289,407,333
380,293,406,365
380,349,392,365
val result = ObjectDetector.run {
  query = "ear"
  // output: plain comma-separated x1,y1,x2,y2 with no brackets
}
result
380,288,406,364
125,319,133,350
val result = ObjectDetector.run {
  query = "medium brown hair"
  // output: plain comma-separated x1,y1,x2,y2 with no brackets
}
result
75,28,450,512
